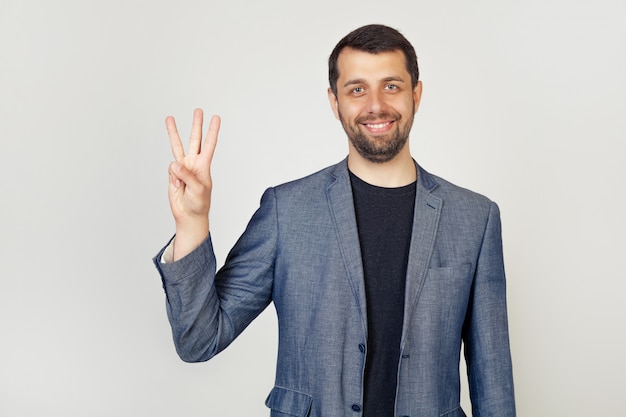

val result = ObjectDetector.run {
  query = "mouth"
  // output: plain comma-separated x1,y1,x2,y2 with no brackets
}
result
361,120,395,134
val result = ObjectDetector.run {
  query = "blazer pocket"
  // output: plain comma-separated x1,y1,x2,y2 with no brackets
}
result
440,405,467,417
427,264,473,295
428,263,472,275
265,386,312,417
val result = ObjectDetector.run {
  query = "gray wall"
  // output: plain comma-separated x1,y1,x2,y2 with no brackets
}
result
1,0,624,415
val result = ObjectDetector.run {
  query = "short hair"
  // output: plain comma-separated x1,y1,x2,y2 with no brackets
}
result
328,24,419,96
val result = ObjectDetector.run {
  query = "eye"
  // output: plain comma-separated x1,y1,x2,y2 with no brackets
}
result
384,84,398,91
351,86,364,94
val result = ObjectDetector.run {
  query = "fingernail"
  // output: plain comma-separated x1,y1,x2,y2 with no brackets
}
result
173,163,181,173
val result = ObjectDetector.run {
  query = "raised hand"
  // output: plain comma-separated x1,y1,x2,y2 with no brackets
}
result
166,108,220,260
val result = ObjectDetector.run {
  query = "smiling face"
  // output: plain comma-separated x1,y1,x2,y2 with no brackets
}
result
328,48,422,164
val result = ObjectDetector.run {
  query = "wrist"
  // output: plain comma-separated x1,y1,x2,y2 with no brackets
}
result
173,218,209,261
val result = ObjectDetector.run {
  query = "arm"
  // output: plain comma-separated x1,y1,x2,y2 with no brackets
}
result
463,202,516,416
154,109,276,362
153,188,277,362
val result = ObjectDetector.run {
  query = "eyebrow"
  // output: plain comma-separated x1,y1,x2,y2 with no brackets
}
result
343,76,407,88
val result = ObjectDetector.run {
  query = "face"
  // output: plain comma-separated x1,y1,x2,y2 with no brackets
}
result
328,48,422,164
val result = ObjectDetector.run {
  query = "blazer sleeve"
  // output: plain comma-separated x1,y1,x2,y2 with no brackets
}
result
153,188,278,362
463,202,516,416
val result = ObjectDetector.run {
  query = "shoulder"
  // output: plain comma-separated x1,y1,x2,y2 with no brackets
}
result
270,160,346,196
419,165,498,217
254,160,347,224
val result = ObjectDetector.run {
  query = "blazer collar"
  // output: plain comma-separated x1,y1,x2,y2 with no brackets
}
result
402,165,442,347
326,159,368,333
328,157,440,193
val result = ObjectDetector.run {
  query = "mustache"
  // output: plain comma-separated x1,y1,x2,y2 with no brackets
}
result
356,111,401,124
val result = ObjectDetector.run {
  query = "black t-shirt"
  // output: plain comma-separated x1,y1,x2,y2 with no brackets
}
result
350,172,416,417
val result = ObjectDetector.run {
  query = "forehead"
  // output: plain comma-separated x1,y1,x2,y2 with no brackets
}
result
336,48,408,82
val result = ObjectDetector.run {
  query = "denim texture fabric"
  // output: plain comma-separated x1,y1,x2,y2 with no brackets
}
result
154,159,516,417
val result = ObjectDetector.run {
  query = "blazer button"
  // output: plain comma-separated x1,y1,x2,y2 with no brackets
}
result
351,404,362,412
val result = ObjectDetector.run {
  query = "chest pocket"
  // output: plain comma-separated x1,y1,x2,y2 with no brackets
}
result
265,386,312,417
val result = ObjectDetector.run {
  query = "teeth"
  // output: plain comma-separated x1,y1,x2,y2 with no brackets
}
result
367,122,389,129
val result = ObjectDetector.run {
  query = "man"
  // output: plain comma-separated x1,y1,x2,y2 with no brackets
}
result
154,24,515,417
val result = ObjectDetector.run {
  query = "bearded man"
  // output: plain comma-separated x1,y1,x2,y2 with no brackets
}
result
154,24,516,417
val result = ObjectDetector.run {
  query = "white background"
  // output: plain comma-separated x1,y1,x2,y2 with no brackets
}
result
1,0,625,415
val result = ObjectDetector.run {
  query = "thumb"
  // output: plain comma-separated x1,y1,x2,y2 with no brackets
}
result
169,162,201,190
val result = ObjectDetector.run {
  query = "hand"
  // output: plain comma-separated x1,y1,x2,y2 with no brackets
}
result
166,108,220,260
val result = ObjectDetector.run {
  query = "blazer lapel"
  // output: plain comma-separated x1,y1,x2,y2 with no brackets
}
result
401,165,442,344
326,160,368,336
324,161,442,341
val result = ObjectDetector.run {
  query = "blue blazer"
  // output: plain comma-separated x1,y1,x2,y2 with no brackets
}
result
154,159,515,417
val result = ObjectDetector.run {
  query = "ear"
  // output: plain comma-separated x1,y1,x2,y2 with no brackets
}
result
412,81,423,114
327,88,340,120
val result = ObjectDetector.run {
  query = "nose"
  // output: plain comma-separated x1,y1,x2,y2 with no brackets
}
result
366,90,386,114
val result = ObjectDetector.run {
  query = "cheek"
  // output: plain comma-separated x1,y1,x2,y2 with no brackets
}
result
399,97,416,117
351,101,371,116
336,101,358,121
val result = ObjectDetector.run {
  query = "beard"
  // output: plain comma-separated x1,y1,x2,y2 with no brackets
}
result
338,108,414,164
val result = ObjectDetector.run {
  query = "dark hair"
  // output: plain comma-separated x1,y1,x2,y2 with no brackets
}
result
328,24,419,96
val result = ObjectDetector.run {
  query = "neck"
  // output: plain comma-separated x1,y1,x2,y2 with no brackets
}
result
347,147,417,187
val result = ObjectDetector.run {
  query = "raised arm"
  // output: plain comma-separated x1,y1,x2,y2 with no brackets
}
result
166,108,220,261
155,109,276,363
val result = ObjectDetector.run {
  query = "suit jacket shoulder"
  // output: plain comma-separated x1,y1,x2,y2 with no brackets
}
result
420,166,494,211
